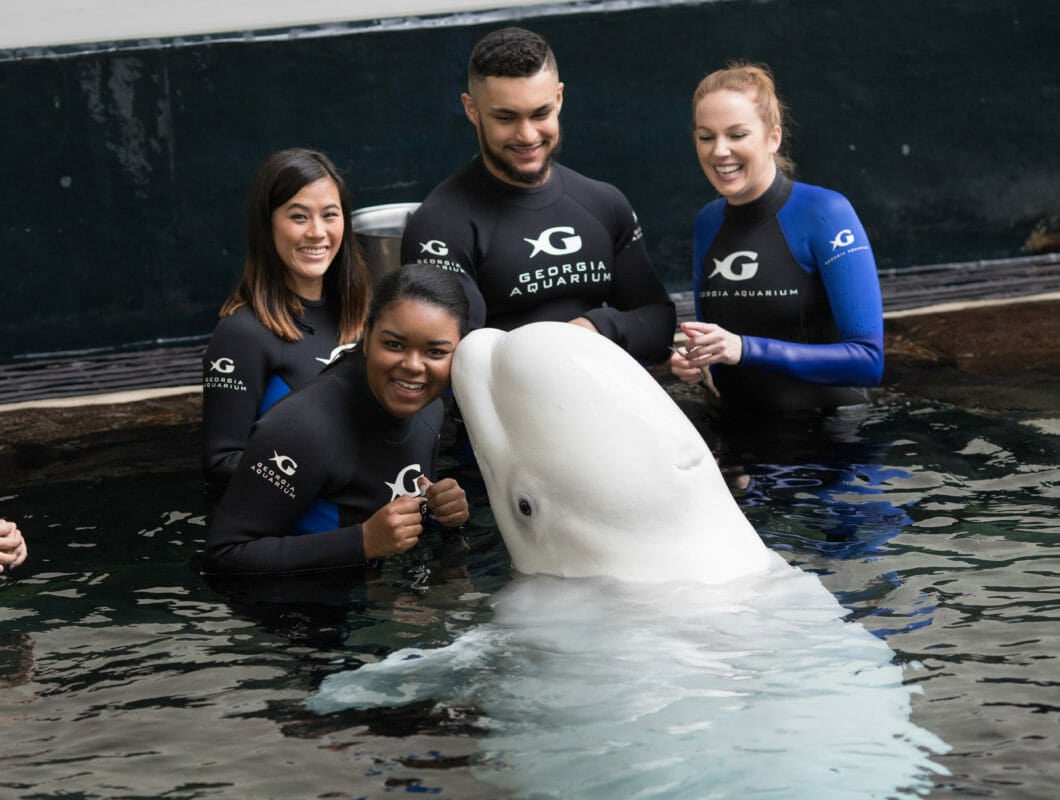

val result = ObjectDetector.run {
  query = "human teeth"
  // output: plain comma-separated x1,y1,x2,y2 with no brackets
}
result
716,165,741,175
302,247,327,254
394,380,423,391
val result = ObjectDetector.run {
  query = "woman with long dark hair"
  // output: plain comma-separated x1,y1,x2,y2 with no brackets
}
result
202,148,370,507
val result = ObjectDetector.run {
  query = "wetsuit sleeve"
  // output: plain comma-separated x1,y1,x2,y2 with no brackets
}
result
201,314,273,488
203,412,367,574
581,195,676,364
400,202,487,329
739,194,884,386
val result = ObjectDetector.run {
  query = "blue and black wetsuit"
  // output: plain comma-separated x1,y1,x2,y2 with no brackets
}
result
694,172,883,413
401,157,675,364
203,352,444,574
201,299,346,505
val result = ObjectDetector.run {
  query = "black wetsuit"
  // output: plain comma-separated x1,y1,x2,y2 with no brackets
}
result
694,173,884,413
401,157,675,364
201,299,347,503
203,352,444,574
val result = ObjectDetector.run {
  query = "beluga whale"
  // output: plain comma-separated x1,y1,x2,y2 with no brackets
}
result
449,322,776,583
309,322,948,799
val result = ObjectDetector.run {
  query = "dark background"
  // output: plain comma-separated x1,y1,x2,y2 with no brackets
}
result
1,0,1056,359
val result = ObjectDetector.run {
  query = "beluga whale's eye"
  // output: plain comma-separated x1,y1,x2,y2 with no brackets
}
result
518,499,533,517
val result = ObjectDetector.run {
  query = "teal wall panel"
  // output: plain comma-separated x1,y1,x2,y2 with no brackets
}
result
0,0,1056,358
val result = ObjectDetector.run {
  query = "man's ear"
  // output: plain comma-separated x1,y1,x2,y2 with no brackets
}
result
461,92,479,127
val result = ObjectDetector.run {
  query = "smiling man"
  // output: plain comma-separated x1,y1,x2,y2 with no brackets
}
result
400,27,675,364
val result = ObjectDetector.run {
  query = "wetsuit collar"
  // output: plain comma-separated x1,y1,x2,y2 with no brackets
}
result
328,351,417,434
294,291,328,335
722,171,793,225
472,156,564,210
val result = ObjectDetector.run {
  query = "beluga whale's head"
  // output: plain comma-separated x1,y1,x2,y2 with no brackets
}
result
451,322,777,584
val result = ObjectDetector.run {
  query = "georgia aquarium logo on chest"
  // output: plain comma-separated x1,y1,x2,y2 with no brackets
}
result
709,251,760,281
386,464,426,501
524,226,582,257
701,249,802,300
510,224,609,297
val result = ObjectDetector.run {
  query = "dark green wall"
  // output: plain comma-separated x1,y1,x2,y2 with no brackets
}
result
1,0,1057,359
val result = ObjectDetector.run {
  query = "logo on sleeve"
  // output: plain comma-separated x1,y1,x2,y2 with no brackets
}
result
709,251,759,281
252,451,298,497
269,452,298,476
524,226,583,257
385,464,426,501
823,229,870,265
630,210,644,243
420,240,449,257
830,229,855,250
204,356,246,392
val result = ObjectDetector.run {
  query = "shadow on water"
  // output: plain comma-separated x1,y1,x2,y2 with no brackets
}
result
1,380,1058,798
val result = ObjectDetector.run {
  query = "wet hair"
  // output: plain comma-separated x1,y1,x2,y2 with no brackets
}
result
366,265,471,340
468,26,558,85
692,61,795,177
220,148,370,343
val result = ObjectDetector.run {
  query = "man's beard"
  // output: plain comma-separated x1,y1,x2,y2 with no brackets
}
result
479,127,562,186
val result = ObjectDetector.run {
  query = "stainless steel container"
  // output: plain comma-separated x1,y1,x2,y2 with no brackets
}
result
349,202,421,283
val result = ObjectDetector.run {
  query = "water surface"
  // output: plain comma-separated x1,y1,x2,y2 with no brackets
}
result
1,392,1057,798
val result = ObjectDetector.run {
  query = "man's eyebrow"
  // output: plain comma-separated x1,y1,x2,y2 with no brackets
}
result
490,101,555,115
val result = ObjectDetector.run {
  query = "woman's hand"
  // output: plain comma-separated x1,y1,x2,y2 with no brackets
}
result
678,321,742,369
0,518,28,573
362,497,425,559
670,345,706,385
418,477,469,529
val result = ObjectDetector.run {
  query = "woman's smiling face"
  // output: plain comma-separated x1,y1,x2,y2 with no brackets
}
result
270,176,344,300
364,298,461,419
694,88,781,206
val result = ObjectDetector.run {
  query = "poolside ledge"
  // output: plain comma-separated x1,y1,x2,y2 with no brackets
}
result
1,255,1058,454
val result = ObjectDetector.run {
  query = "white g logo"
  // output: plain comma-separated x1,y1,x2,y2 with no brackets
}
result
269,452,298,476
420,240,449,257
708,251,759,281
386,463,425,501
524,226,583,258
830,229,855,251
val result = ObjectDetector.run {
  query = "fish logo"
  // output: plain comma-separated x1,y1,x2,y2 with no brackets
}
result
269,452,298,477
708,251,759,281
385,463,425,501
317,342,358,365
830,229,855,250
524,226,582,258
209,357,236,374
420,240,449,257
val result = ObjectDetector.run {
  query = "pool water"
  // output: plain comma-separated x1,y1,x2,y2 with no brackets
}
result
1,391,1057,799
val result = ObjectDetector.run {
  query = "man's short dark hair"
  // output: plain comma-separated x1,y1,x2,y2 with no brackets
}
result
468,27,558,84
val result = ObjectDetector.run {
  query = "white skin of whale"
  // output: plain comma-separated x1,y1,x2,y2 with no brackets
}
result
449,322,777,584
308,323,948,798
